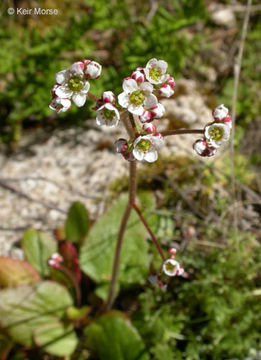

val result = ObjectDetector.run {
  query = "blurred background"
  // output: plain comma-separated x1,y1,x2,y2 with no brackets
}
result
0,0,260,359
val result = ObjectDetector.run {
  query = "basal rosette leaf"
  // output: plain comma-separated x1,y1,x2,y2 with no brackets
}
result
0,256,40,287
79,193,150,299
21,229,57,277
65,201,89,244
34,321,78,356
84,311,149,360
0,281,76,350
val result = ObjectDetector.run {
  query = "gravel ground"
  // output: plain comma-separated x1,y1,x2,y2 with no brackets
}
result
0,79,213,257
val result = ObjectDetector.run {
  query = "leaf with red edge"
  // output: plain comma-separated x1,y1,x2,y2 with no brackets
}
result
59,242,81,283
0,257,40,288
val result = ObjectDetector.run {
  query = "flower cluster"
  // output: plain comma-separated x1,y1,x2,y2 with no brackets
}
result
114,59,176,163
118,58,175,122
193,104,232,157
49,60,102,112
48,253,63,269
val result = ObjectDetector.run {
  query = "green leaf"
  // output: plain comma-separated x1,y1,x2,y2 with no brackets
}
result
79,193,150,299
84,311,149,360
0,257,40,287
34,321,78,356
0,281,75,348
66,305,90,321
21,229,57,277
65,202,89,243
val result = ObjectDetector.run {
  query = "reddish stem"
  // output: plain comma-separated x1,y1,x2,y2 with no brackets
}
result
130,202,165,262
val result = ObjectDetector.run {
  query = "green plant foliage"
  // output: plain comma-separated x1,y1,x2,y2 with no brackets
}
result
0,256,40,287
65,201,89,244
133,237,261,360
84,311,149,360
79,193,150,299
0,281,76,352
21,229,57,277
34,321,77,356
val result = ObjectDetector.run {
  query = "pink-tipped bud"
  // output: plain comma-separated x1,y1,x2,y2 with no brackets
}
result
139,110,152,123
167,76,175,89
84,61,102,79
131,69,145,83
158,84,174,98
223,115,232,128
48,253,63,269
143,122,156,133
169,248,177,256
150,103,165,119
115,138,128,154
102,91,115,103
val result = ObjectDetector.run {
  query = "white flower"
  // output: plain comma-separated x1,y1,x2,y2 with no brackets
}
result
54,63,90,107
213,104,229,121
144,58,169,85
143,123,156,133
84,60,102,79
49,97,71,113
118,78,158,116
150,103,165,119
132,133,164,163
158,84,174,98
193,139,217,157
204,123,231,148
96,102,120,127
102,91,115,103
162,259,181,277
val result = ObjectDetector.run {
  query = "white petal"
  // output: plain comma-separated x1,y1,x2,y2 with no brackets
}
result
140,81,153,94
72,93,86,107
146,58,157,68
55,85,73,98
69,63,84,77
133,148,144,161
128,104,144,116
144,150,158,163
118,92,130,108
144,94,158,109
81,81,90,94
158,60,168,73
122,78,138,94
55,70,68,85
96,111,106,126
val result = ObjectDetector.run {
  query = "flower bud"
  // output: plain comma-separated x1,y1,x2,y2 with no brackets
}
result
158,84,174,98
139,110,152,123
85,61,102,79
143,123,156,133
167,76,175,89
169,248,177,256
102,91,115,103
213,104,229,121
150,103,165,119
131,69,145,83
115,138,128,154
48,253,63,269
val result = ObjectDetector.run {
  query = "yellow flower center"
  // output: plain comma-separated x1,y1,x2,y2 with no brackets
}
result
137,139,151,152
68,77,83,92
209,127,224,141
149,67,162,81
129,90,145,105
